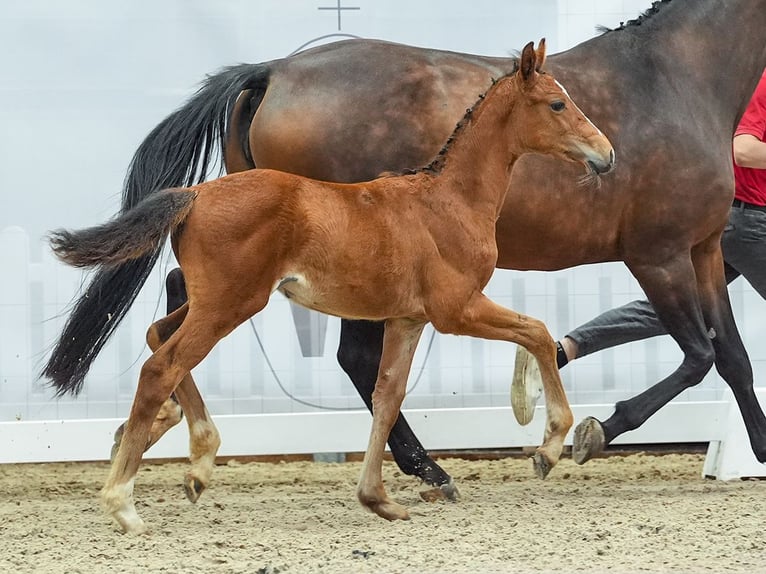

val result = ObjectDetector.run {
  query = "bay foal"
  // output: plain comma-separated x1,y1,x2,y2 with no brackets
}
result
50,42,613,533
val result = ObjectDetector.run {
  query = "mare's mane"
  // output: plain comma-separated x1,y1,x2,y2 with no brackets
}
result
397,59,521,177
597,0,672,34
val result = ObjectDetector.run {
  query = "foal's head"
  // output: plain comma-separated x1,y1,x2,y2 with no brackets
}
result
508,40,615,175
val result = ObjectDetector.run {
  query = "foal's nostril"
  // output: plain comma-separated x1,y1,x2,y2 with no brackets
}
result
588,154,615,175
592,148,616,175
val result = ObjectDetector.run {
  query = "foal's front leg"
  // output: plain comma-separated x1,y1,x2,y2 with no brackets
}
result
357,318,426,521
338,319,458,501
449,293,573,478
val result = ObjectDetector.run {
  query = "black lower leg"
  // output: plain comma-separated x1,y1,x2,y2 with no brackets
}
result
165,268,188,413
338,319,453,487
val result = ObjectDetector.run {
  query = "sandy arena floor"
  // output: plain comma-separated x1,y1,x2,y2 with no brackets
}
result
0,452,764,573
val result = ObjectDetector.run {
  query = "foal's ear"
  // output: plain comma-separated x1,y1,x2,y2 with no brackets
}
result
520,41,537,83
535,38,546,71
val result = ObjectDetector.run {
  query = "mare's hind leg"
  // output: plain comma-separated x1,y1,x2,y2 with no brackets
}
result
357,318,426,521
338,319,458,501
695,238,766,460
440,293,573,478
571,253,716,464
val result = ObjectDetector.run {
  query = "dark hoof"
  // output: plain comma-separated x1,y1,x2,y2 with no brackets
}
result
572,416,606,465
184,477,206,503
531,452,552,479
419,479,460,502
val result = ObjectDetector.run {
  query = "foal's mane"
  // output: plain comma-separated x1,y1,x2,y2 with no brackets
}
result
597,0,672,34
399,59,521,176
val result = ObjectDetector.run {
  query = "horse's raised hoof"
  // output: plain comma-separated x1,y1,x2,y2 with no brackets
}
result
184,474,207,503
531,451,553,480
511,346,543,426
419,479,460,503
572,416,606,465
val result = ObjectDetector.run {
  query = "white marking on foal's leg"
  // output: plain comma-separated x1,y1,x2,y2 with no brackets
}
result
101,478,146,535
511,345,544,425
185,418,221,503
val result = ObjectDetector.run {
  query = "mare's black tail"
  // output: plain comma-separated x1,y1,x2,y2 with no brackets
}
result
43,63,271,396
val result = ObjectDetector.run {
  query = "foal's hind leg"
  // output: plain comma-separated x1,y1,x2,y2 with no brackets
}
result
143,303,221,503
440,293,573,477
102,306,231,534
111,268,189,459
357,318,426,521
154,268,221,501
338,319,458,501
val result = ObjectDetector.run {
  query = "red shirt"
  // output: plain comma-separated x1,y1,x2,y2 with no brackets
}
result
734,71,766,205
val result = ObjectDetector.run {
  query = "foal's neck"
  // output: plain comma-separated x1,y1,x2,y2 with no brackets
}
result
429,77,521,218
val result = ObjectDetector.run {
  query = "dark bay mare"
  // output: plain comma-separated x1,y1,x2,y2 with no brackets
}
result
44,0,766,499
49,43,614,533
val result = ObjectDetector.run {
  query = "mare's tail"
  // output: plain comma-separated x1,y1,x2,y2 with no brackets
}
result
43,62,271,396
46,189,196,396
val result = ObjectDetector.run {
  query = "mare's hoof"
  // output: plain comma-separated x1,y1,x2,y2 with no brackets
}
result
511,346,543,426
184,475,207,503
572,416,606,465
531,451,553,480
419,479,460,503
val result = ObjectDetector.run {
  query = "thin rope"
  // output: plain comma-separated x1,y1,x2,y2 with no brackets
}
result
249,317,435,411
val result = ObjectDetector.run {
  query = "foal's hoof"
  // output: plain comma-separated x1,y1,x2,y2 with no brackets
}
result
531,451,553,480
511,346,543,426
572,416,606,465
184,474,207,503
419,479,460,503
370,500,411,521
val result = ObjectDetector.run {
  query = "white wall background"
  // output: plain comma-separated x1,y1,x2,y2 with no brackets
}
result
2,1,764,458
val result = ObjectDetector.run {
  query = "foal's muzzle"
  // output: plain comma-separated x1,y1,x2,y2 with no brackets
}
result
588,148,616,175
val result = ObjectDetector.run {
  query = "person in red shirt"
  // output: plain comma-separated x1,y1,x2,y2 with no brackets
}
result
554,70,766,368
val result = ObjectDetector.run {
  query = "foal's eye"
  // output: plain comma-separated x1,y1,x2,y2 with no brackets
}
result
550,100,566,112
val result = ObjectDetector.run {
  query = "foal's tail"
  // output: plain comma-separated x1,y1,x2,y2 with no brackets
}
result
50,190,196,270
43,62,270,396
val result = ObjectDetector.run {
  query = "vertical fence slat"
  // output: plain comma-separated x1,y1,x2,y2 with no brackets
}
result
0,227,31,417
